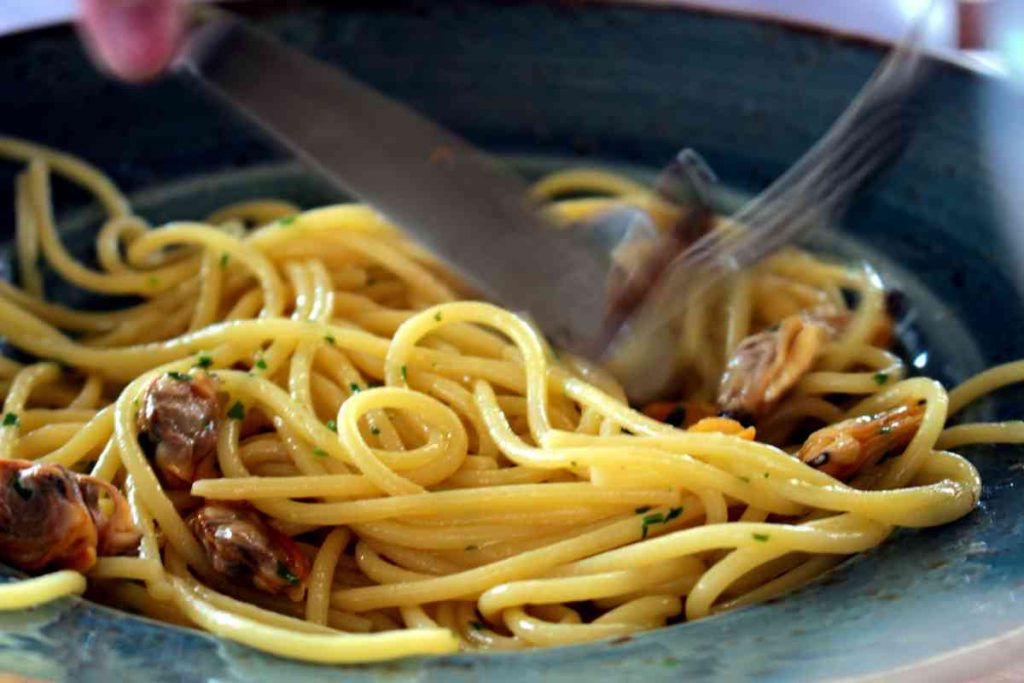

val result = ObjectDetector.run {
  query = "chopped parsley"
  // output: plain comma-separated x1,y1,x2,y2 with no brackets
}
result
434,311,442,322
664,405,687,427
879,425,894,435
635,506,652,514
325,419,338,433
641,507,683,539
196,352,213,369
468,620,485,631
278,215,297,226
738,475,751,484
349,383,361,394
2,412,18,427
662,658,682,667
873,371,890,385
400,364,408,381
324,334,336,345
643,512,665,526
167,371,192,382
641,517,660,539
276,561,300,585
11,474,32,501
147,275,160,287
255,357,268,370
763,472,771,479
570,460,579,467
312,447,328,458
370,426,381,435
227,401,246,420
219,252,229,268
752,532,770,542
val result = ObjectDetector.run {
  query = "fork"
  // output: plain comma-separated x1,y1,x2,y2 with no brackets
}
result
604,11,935,401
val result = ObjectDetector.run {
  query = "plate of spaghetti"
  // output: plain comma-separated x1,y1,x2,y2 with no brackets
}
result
1,3,1023,682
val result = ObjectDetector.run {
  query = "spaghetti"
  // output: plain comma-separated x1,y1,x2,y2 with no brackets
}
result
0,137,1019,662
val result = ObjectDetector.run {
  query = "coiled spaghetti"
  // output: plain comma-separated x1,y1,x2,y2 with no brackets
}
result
0,137,1020,663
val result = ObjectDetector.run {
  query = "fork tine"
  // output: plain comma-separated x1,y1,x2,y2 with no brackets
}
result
605,5,938,399
653,105,909,299
737,103,912,234
731,127,908,264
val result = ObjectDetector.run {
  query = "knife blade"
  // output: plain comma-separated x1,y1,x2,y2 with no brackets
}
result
174,11,618,359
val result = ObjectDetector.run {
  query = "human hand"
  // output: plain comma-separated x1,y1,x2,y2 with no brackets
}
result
79,0,187,82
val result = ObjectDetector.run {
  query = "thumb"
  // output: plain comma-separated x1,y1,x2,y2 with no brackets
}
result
79,0,187,82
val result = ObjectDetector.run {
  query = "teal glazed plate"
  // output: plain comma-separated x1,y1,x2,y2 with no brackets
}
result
1,2,1024,681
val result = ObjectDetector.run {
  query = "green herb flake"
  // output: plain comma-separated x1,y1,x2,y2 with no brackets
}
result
641,511,666,539
763,472,771,479
570,460,579,467
2,412,19,427
634,506,652,514
196,352,213,369
468,620,485,631
276,561,300,585
219,252,229,268
370,426,381,436
255,357,268,370
349,383,361,394
278,215,297,226
227,401,246,420
752,532,770,542
738,475,751,484
11,474,32,501
147,275,160,287
873,371,890,386
400,364,408,381
324,334,336,345
664,405,687,428
879,425,894,435
325,419,338,433
167,371,193,382
641,507,683,538
662,658,682,667
312,447,328,458
433,311,442,322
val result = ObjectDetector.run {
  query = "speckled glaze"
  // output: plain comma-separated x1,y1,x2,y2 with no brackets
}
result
0,3,1022,681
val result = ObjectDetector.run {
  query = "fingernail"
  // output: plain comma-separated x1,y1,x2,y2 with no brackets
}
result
79,0,185,82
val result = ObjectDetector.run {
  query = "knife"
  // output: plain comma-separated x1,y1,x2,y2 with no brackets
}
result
174,11,639,363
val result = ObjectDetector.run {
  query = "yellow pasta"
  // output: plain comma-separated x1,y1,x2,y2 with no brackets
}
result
0,137,1017,664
